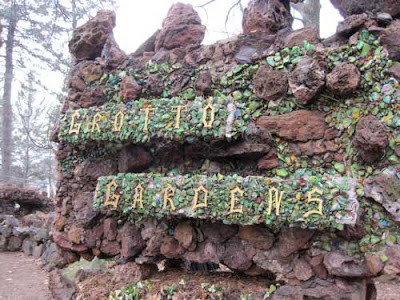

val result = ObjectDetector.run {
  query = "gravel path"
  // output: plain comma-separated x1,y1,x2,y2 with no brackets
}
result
0,252,50,300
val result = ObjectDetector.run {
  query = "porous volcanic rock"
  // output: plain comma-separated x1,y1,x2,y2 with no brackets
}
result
221,236,256,271
239,225,275,250
117,223,145,261
155,3,206,51
381,20,400,61
365,170,400,222
112,262,151,286
326,63,361,96
73,158,118,181
119,76,142,103
257,110,333,142
330,0,400,18
353,115,388,163
276,227,315,257
69,10,116,61
254,65,288,101
283,27,319,48
174,222,196,250
195,71,212,95
288,57,325,105
242,0,292,34
294,257,314,281
336,13,369,37
323,252,375,278
118,146,153,173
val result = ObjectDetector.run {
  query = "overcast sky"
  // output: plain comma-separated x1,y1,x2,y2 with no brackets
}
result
113,0,343,54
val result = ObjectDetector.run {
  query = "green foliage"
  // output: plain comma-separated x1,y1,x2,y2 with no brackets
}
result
109,281,152,300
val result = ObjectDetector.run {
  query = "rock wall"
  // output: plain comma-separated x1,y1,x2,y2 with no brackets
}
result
52,1,400,298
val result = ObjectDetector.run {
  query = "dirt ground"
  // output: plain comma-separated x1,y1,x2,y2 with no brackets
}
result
0,252,50,300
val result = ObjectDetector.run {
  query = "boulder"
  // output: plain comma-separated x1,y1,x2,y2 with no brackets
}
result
112,262,151,286
69,10,116,61
336,14,369,36
160,235,185,259
309,254,328,279
383,246,400,275
257,110,333,142
119,76,142,103
257,149,280,170
283,27,319,48
323,251,374,278
195,71,212,95
276,227,315,257
373,276,400,300
174,223,196,250
201,222,237,243
326,63,361,96
72,192,98,227
155,3,205,51
184,241,223,264
118,146,153,173
288,57,325,105
381,20,400,61
100,239,120,256
330,0,400,18
221,236,255,271
103,218,117,241
365,170,400,222
242,0,292,34
117,223,145,261
294,257,314,281
49,270,76,300
73,158,118,182
238,225,275,250
7,236,22,251
387,63,400,81
254,65,288,101
253,247,294,274
353,115,388,163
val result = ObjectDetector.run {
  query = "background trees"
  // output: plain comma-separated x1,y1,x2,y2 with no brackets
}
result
0,0,115,193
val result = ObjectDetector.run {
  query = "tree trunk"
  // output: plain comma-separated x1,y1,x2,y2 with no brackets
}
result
1,7,17,182
292,0,321,36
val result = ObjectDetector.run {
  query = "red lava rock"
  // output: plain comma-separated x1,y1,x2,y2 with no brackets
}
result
77,62,103,83
69,76,86,92
117,223,145,260
52,231,88,253
257,110,332,142
387,63,400,80
160,235,185,259
72,192,98,227
195,71,212,95
309,254,328,279
283,27,319,48
336,13,369,36
288,57,325,105
254,65,288,101
155,3,205,51
326,63,360,96
353,115,388,163
103,218,117,241
112,262,151,286
294,257,314,281
146,74,164,97
323,251,374,278
119,76,142,102
73,158,118,181
276,227,315,258
381,20,400,60
100,239,120,256
239,225,275,250
183,240,223,264
222,236,256,271
174,223,196,250
330,0,400,18
257,149,280,170
365,253,384,276
69,10,116,61
118,146,153,173
242,0,292,34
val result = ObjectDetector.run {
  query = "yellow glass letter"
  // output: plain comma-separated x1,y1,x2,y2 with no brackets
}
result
104,180,120,209
267,187,285,216
192,185,208,211
132,183,144,209
171,105,188,129
202,103,215,128
229,187,244,214
303,188,324,218
163,184,176,211
91,113,102,133
69,111,82,134
114,110,124,132
140,107,156,132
